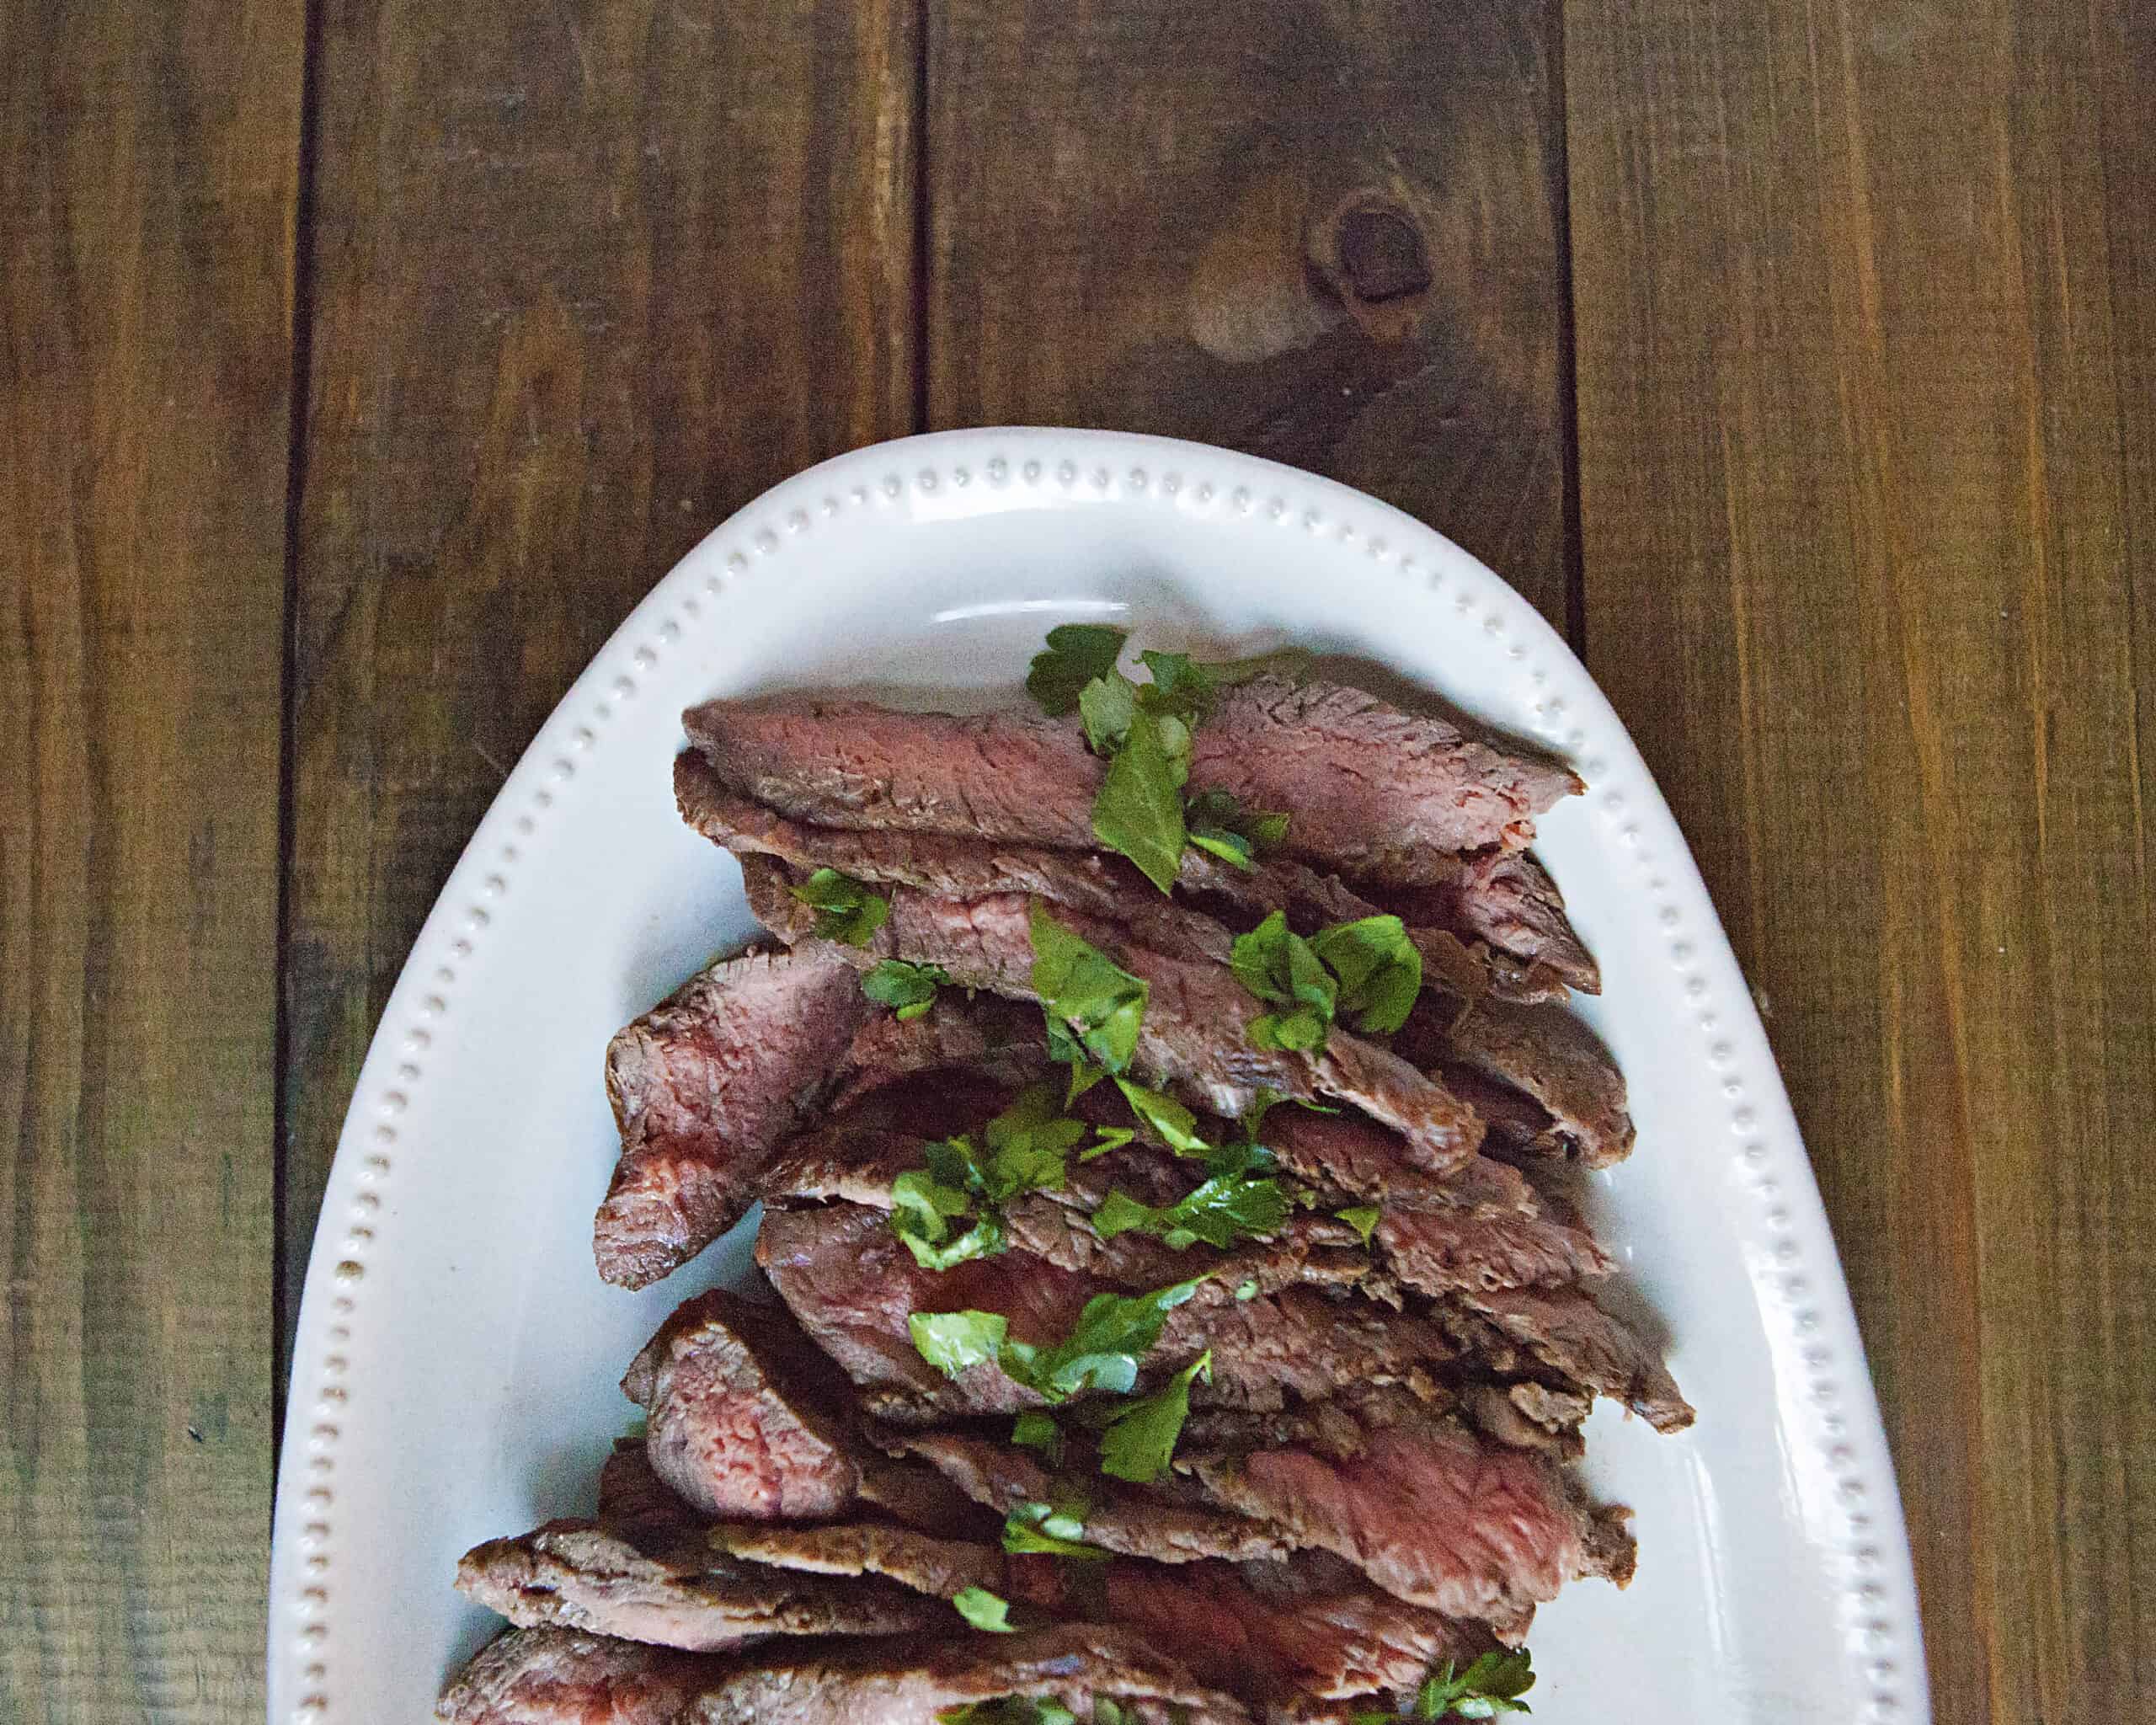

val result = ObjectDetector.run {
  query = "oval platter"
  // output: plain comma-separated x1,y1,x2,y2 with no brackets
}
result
268,428,1929,1725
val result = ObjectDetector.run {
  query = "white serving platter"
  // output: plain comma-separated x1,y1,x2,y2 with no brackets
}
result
269,428,1927,1725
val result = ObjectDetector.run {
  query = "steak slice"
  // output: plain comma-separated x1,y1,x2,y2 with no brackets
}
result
756,1202,1456,1423
1101,1553,1492,1704
438,1626,1254,1725
1444,1284,1694,1433
744,863,1484,1169
435,1627,707,1725
597,946,869,1288
451,1521,949,1653
1178,1391,1634,1632
878,1428,1294,1565
618,1289,979,1532
1399,996,1634,1167
680,753,1569,1006
684,676,1576,878
707,1523,1006,1600
829,991,1049,1109
1378,850,1600,994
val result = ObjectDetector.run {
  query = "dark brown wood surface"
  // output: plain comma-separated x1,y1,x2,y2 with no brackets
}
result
1,0,305,1717
1565,1,2155,1717
3,0,2149,1717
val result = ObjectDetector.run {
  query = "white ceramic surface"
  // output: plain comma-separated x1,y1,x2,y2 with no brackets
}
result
268,429,1928,1725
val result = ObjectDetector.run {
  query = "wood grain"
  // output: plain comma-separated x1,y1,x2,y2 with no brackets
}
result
277,0,918,1381
0,0,303,1717
923,0,1577,628
1563,1,2155,1717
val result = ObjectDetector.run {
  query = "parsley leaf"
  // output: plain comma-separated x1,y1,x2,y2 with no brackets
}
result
1093,1175,1289,1252
1230,911,1337,1051
1030,905,1149,1075
1011,1409,1065,1466
1110,1076,1209,1156
910,1277,1206,1406
1098,1349,1211,1483
1027,624,1129,716
1001,1498,1109,1561
1354,1650,1536,1722
909,1310,1009,1378
862,958,950,1019
1235,1278,1260,1300
788,868,890,947
1078,670,1139,754
1309,915,1423,1036
1336,1205,1382,1247
1091,707,1188,893
1185,789,1291,872
937,1701,1077,1725
951,1585,1017,1634
889,1087,1083,1269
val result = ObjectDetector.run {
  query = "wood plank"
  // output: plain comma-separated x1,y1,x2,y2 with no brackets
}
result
0,0,304,1717
1564,1,2155,1717
923,0,1577,628
279,3,918,1375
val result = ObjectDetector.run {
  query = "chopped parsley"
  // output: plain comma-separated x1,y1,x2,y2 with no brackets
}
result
1027,629,1305,895
937,1701,1078,1725
1336,1205,1382,1246
889,1086,1086,1270
950,1585,1016,1634
1092,1175,1289,1252
1001,1498,1108,1560
1354,1650,1537,1722
1096,1349,1211,1484
1230,911,1424,1048
1027,623,1129,716
788,868,890,947
862,958,950,1019
1030,905,1149,1075
910,1277,1207,1403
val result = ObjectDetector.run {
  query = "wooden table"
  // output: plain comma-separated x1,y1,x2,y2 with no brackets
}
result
4,2,2149,1718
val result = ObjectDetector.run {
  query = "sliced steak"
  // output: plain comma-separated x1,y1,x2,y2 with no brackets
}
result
597,946,868,1288
436,1627,708,1725
1375,1204,1612,1295
685,677,1575,879
1445,1284,1694,1433
756,1202,1456,1423
878,1428,1294,1565
708,1523,1006,1600
830,991,1050,1110
437,1625,1253,1725
452,1521,948,1653
1178,1391,1633,1632
682,752,1567,1006
622,1290,868,1523
1399,996,1635,1167
1101,1553,1491,1704
1380,849,1601,994
744,864,1484,1170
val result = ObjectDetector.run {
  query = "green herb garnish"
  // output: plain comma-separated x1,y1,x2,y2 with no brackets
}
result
1309,915,1422,1035
951,1585,1017,1634
1030,905,1149,1075
937,1700,1079,1725
1354,1651,1536,1722
1027,623,1129,716
889,1086,1085,1269
788,868,890,947
1184,788,1291,871
1097,1350,1211,1484
1011,1409,1064,1466
1336,1205,1382,1247
862,958,950,1019
910,1277,1207,1403
1001,1498,1109,1560
1230,911,1337,1051
1090,705,1189,892
1093,1176,1289,1252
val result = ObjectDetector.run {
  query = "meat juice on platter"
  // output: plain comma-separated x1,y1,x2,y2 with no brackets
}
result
436,628,1687,1725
